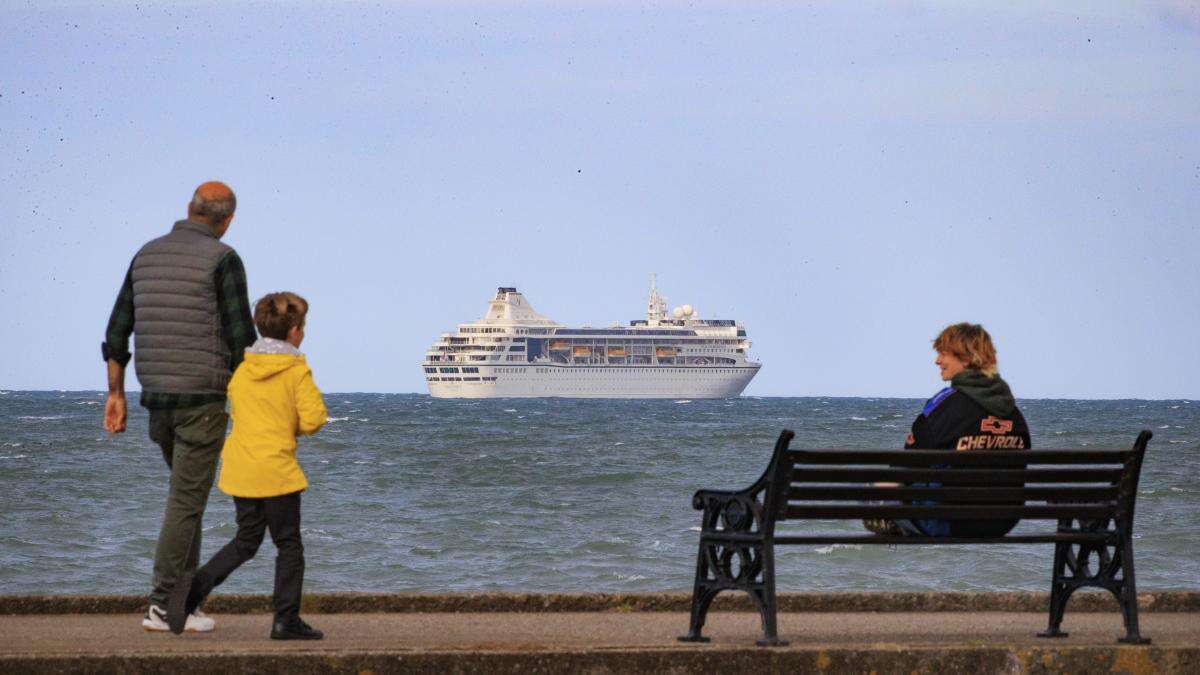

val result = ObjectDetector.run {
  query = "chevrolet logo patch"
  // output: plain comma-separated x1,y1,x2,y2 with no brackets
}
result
980,416,1014,435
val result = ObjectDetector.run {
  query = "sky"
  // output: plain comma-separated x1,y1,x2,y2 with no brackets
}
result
1,1,1198,398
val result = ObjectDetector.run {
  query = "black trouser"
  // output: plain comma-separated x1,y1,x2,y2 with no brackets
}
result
193,491,305,622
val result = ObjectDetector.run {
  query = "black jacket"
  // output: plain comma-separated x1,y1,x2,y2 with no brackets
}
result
906,371,1031,537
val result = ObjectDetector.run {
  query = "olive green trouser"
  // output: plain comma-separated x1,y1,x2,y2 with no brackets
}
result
147,400,228,609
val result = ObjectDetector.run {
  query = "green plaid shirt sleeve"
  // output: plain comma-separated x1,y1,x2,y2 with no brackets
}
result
101,262,135,366
215,250,255,370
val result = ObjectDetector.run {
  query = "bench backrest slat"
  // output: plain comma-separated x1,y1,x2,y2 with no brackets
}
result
791,449,1131,466
784,503,1117,521
791,467,1123,485
792,486,1119,503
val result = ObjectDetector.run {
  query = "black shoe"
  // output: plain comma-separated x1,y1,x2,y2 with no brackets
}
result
271,617,324,640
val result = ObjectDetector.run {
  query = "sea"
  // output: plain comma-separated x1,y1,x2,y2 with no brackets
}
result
1,391,1197,595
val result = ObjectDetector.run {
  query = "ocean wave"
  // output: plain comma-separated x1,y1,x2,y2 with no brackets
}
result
326,416,351,422
18,415,65,421
0,455,29,460
675,400,692,404
850,416,868,421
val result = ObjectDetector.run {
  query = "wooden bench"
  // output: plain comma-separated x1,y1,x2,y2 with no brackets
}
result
678,429,1154,646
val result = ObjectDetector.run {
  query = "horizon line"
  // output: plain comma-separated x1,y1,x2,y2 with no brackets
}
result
2,389,1194,403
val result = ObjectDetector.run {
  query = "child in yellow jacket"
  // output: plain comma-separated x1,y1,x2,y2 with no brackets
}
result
168,292,328,639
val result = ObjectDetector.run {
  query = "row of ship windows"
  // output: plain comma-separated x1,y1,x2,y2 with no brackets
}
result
459,328,550,335
489,368,746,374
430,366,747,373
530,368,745,374
445,338,739,346
428,376,498,382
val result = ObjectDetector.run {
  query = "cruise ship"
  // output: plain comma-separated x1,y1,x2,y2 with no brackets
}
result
422,279,761,398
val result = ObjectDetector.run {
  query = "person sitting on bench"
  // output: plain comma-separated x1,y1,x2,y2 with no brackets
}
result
864,322,1031,537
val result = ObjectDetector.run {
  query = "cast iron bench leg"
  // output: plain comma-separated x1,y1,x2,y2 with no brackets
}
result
1038,541,1071,638
1117,534,1150,645
679,542,716,642
754,542,788,647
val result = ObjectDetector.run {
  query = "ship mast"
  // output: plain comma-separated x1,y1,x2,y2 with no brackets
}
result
647,274,667,325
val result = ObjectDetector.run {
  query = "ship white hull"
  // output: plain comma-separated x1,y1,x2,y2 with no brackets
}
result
428,364,759,399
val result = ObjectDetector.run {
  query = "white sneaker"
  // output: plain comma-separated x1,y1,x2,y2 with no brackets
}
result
142,605,216,633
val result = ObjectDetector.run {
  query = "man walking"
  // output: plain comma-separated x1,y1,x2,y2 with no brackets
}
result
102,181,255,632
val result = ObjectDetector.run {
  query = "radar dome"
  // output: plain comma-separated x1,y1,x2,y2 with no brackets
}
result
672,306,684,319
682,304,694,316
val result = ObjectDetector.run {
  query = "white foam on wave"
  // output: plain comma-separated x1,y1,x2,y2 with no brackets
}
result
0,455,29,460
675,400,692,404
1168,440,1189,444
326,416,351,422
850,416,868,421
1160,425,1171,429
503,409,517,413
814,544,864,555
18,415,65,421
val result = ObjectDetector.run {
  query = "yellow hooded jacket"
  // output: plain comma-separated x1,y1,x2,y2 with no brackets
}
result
218,349,328,498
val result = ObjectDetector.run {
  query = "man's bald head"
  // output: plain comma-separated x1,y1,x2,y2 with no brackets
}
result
188,181,237,235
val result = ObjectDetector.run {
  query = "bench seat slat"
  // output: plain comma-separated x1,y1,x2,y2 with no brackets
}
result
787,486,1119,502
783,504,1116,520
771,532,1115,545
788,449,1130,467
793,468,1123,485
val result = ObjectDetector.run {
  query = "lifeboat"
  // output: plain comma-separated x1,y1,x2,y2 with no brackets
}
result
655,347,677,357
607,347,627,357
550,340,571,350
572,346,592,357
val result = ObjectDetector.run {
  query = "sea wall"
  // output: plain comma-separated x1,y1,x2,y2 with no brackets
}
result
3,590,1198,615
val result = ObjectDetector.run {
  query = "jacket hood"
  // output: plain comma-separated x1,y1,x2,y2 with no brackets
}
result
951,369,1016,417
238,338,307,381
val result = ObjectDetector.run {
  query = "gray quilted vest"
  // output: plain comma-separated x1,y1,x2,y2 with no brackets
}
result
130,220,235,395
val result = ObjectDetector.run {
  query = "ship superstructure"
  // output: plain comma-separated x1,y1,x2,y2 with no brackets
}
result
422,279,761,398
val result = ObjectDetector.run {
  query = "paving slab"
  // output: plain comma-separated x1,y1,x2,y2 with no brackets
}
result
2,611,1197,674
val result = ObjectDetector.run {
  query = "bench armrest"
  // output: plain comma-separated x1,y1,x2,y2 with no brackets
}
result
691,488,746,510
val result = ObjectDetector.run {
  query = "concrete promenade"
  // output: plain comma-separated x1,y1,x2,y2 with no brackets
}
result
2,592,1198,673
